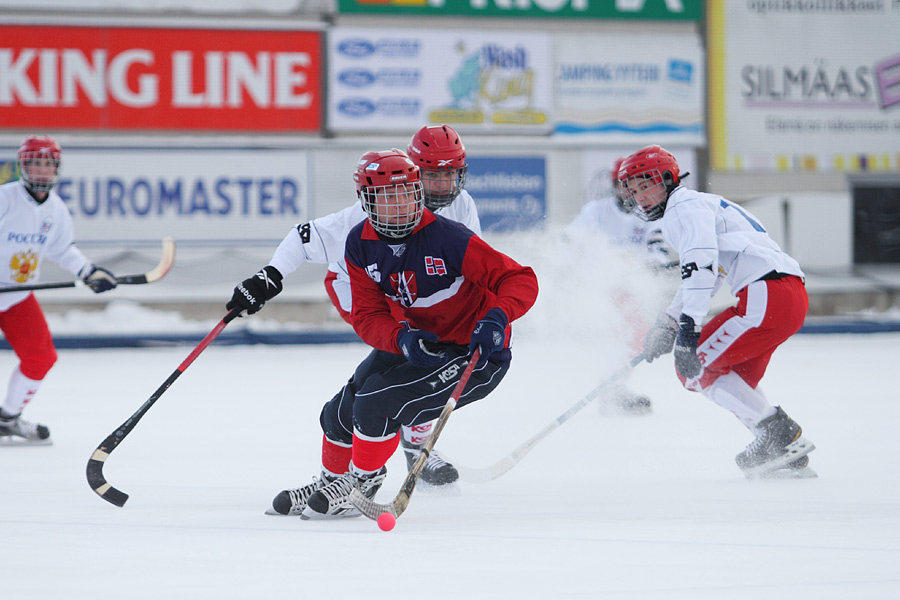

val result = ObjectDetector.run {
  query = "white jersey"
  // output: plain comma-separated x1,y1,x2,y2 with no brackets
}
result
660,186,804,323
267,190,482,312
0,181,92,312
566,196,677,269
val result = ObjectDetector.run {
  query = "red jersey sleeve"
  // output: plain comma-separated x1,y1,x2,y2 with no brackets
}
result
461,235,539,323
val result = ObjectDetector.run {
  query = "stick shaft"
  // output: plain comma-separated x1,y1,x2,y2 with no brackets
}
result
350,349,481,520
450,354,645,483
85,308,239,507
1,237,175,293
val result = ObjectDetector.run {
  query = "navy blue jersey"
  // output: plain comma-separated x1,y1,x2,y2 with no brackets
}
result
345,210,538,354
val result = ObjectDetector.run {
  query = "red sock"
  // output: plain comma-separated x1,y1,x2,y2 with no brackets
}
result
321,435,352,476
351,432,400,473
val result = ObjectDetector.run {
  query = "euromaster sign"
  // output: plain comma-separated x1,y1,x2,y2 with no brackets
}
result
336,0,701,20
0,25,322,131
0,147,313,245
708,1,900,172
328,28,551,133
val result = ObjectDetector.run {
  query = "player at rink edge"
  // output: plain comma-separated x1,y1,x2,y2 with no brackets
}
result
238,148,537,519
0,135,118,446
565,155,679,416
225,126,482,506
619,145,816,479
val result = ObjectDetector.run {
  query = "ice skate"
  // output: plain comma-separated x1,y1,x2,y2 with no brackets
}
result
598,387,653,416
402,437,460,486
0,411,52,446
266,472,337,516
736,406,815,479
301,466,387,520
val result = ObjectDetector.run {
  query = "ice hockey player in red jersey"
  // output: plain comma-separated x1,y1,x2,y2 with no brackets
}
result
619,145,816,479
248,148,538,518
322,125,479,484
227,126,478,489
0,135,118,445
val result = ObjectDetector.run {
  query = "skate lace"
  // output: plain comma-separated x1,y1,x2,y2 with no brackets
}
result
744,428,770,456
319,475,357,503
424,452,451,472
287,476,326,507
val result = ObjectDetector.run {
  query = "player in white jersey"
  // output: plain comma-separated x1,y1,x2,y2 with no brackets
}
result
0,135,118,445
619,145,816,479
226,125,478,491
567,157,678,415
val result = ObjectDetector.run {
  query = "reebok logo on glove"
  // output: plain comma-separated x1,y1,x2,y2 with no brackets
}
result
227,266,283,316
237,283,257,306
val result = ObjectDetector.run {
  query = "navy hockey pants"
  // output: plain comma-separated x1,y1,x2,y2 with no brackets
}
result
320,345,510,443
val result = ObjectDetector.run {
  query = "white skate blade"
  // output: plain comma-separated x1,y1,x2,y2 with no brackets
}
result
741,436,816,479
761,465,819,480
0,435,53,446
298,507,363,521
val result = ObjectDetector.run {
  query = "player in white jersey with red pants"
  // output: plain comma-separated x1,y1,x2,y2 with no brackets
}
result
0,135,118,444
619,145,816,478
227,125,478,491
567,156,678,415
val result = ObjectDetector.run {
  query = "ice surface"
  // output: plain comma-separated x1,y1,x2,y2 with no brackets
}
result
4,234,900,599
3,332,900,599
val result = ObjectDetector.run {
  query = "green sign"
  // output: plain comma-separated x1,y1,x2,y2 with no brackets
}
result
337,0,701,20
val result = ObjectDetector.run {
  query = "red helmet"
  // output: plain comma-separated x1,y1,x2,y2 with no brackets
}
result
17,135,62,194
354,149,425,239
407,125,467,210
617,145,681,221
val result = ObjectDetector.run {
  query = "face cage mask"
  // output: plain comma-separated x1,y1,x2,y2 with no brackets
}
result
361,181,425,239
18,155,60,194
422,166,467,210
622,173,668,222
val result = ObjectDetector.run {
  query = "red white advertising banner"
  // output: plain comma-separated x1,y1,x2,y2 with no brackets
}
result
0,25,322,131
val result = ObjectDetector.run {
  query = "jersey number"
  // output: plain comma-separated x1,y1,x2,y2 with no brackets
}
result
720,200,765,232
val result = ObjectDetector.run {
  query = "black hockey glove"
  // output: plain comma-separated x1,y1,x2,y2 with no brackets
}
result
82,265,117,294
227,266,283,316
673,314,703,379
468,308,508,368
397,323,447,368
642,315,678,362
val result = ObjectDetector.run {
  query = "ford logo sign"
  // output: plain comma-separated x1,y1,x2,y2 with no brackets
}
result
338,69,376,88
338,38,376,58
338,98,376,117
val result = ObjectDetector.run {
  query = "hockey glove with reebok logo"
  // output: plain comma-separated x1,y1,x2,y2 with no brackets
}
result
397,323,447,368
227,266,283,316
469,308,508,367
674,314,703,379
642,314,678,362
82,265,117,293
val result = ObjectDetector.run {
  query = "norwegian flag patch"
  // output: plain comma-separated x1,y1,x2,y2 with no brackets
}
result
424,256,447,276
